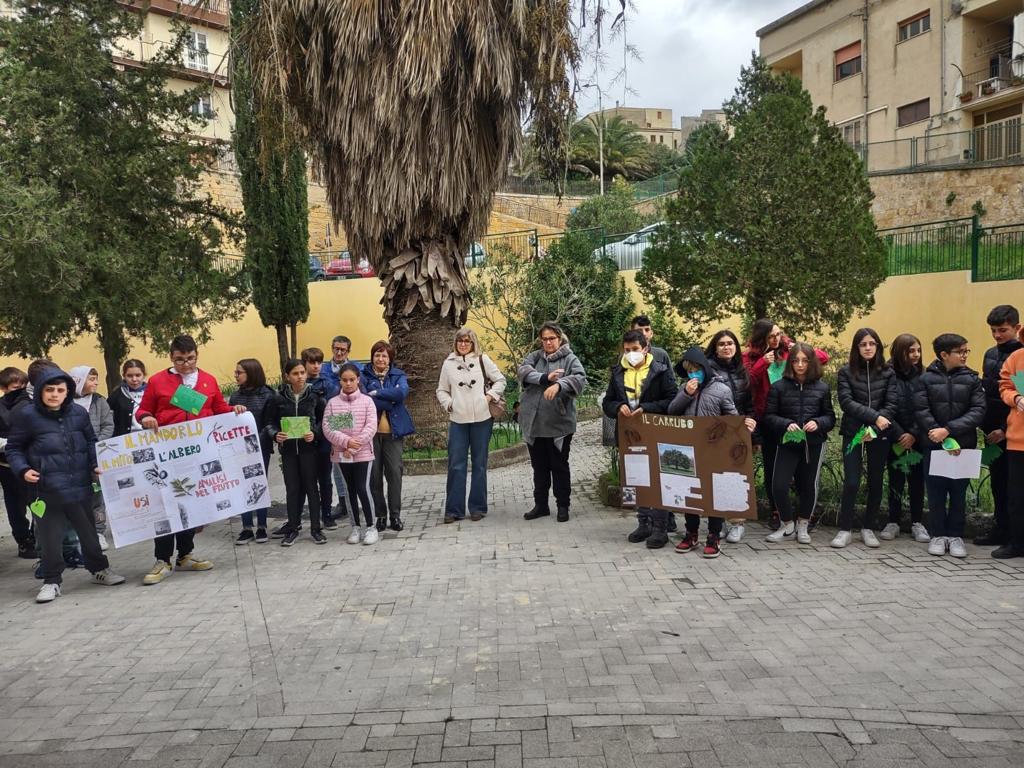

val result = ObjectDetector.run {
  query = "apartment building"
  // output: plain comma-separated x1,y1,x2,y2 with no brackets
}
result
583,106,686,149
758,0,1024,171
678,109,728,147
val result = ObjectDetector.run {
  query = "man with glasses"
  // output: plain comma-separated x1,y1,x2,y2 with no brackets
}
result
322,335,352,521
913,334,985,559
322,335,352,395
136,335,247,585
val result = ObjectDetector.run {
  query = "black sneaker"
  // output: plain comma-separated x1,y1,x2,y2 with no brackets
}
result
311,530,327,545
271,523,293,539
375,517,387,533
768,511,781,531
235,530,255,546
524,507,550,520
974,530,1005,546
254,528,268,543
390,516,404,531
323,517,339,531
991,544,1023,559
556,506,570,523
281,530,299,547
17,541,37,559
702,534,722,559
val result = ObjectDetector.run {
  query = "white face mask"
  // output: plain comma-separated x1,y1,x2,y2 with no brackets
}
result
625,350,645,367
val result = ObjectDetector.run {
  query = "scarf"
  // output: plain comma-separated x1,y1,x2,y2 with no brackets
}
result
122,380,147,431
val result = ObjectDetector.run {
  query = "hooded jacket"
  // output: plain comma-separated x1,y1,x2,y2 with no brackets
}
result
763,375,836,447
108,380,146,436
322,389,377,463
667,348,739,417
889,366,923,442
836,362,898,438
270,384,326,456
603,355,678,418
912,360,985,450
230,385,278,454
361,362,416,436
68,365,115,441
6,367,98,504
982,338,1023,434
517,340,587,442
0,386,30,465
707,355,753,417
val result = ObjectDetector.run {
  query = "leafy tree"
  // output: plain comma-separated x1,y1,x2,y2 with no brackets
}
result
231,0,310,371
470,232,635,379
639,56,886,338
0,1,245,391
642,143,685,177
570,115,652,181
565,178,652,236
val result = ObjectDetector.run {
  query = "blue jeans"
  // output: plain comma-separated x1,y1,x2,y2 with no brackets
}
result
445,419,493,518
241,449,271,529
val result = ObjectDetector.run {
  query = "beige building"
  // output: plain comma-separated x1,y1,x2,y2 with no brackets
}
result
583,106,686,150
758,0,1024,171
678,109,729,147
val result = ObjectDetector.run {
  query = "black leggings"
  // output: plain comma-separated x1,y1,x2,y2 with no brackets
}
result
839,436,888,531
772,442,825,522
683,514,723,536
887,454,924,525
339,461,375,527
761,434,780,512
282,451,321,532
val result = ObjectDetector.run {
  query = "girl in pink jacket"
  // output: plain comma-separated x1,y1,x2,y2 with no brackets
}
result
323,364,379,544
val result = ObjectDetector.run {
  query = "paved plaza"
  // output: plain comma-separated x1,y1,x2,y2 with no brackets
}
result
1,420,1023,767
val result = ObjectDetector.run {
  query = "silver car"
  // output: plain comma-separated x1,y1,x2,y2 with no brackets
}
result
591,222,664,269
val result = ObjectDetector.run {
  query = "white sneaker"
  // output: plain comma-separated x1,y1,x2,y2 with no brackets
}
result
796,519,811,544
362,527,379,545
97,533,109,551
878,523,900,541
36,583,61,603
912,522,931,543
928,536,948,556
830,530,852,548
725,524,745,544
948,537,967,558
347,528,362,545
765,521,794,543
91,569,125,586
861,529,880,548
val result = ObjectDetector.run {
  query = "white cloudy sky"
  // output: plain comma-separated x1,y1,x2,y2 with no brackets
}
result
575,0,803,119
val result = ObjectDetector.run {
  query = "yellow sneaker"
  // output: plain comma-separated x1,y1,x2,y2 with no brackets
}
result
175,554,213,572
143,560,172,585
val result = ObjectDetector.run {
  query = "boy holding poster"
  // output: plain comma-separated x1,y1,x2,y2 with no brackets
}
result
912,334,985,558
135,335,245,585
6,366,125,603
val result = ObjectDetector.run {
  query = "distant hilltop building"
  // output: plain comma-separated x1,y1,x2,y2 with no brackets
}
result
582,105,686,150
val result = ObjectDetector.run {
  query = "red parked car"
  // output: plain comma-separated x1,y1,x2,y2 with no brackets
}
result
324,251,353,279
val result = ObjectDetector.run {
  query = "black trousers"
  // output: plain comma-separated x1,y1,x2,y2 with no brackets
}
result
0,464,31,544
339,461,375,526
315,449,334,519
38,497,108,584
989,443,1010,537
527,435,573,511
887,454,925,525
772,442,826,522
761,434,780,512
1006,451,1024,549
924,452,969,538
839,437,889,531
683,513,723,536
154,529,196,563
283,450,321,531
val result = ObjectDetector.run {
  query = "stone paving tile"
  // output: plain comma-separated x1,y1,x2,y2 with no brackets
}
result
2,420,1024,766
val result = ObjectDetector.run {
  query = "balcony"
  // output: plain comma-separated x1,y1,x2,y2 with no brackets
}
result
113,37,230,87
119,1,229,31
959,55,1024,109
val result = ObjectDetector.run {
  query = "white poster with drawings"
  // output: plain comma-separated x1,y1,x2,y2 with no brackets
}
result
96,412,269,548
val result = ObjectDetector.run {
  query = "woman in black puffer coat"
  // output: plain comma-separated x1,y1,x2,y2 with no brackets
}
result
705,330,757,543
833,328,899,550
884,334,929,544
229,359,278,544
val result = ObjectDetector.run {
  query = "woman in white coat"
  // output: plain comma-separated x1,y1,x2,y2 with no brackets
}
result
437,328,507,523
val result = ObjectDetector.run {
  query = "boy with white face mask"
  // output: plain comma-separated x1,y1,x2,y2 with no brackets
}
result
602,331,678,548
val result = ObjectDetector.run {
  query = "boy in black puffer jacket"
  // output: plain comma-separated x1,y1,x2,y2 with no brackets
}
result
0,367,35,558
6,366,125,603
913,334,985,559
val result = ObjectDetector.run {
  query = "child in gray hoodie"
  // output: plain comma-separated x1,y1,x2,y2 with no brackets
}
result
69,366,115,550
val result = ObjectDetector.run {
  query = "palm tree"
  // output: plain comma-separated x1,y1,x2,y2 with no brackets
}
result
246,1,579,427
570,114,652,180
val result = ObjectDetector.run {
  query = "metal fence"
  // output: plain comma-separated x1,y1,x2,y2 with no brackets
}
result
498,170,679,200
858,120,1023,174
878,217,974,276
976,222,1024,282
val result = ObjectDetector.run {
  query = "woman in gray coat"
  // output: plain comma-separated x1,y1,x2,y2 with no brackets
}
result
518,322,587,522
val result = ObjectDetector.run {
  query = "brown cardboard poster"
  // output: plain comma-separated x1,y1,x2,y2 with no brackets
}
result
617,414,757,519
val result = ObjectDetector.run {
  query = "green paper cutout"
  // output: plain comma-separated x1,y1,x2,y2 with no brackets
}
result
892,449,923,474
767,360,786,384
782,429,807,445
170,385,208,416
327,412,353,430
942,437,961,451
892,443,907,456
846,425,877,454
281,416,311,440
981,443,1004,467
1011,371,1024,396
29,499,46,518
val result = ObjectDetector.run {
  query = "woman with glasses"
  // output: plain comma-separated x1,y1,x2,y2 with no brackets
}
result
517,322,587,523
229,359,277,544
437,328,506,523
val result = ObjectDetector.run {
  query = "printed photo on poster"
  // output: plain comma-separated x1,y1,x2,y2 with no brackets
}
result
621,486,637,507
658,443,696,477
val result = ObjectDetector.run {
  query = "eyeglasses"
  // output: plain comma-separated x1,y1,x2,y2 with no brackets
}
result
233,370,244,377
172,355,197,364
540,336,560,343
332,346,349,353
456,338,473,344
953,348,971,357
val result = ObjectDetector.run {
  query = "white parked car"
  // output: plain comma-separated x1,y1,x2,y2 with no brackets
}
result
592,222,664,268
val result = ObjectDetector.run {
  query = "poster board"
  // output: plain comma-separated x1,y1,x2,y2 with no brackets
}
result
96,412,270,548
618,414,757,519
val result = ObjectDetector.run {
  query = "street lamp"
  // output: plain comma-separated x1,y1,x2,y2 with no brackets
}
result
580,82,605,196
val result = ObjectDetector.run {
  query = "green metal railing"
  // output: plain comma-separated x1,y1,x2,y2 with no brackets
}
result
878,217,974,276
975,222,1024,282
498,170,679,200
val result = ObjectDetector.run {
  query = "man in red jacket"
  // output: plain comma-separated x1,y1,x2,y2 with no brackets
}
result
135,335,245,586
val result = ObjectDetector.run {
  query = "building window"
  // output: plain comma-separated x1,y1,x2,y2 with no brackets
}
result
192,95,214,119
834,41,862,81
898,11,930,42
186,31,209,72
649,135,656,143
841,120,862,147
656,110,662,120
897,98,930,127
659,135,664,144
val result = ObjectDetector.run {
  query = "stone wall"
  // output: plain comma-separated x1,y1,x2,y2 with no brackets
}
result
869,162,1024,228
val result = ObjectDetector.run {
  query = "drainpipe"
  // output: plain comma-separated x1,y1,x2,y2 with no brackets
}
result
862,0,870,164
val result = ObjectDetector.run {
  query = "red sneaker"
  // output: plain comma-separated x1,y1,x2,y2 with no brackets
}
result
674,531,699,553
702,534,721,559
